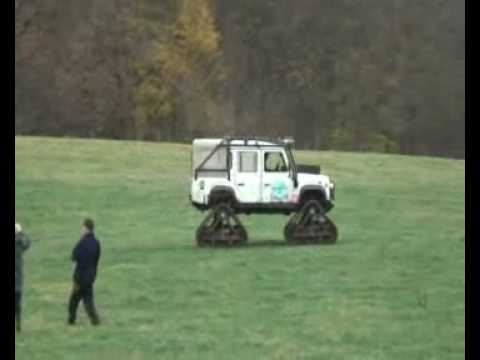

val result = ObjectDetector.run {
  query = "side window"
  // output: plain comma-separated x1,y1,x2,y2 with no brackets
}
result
238,152,258,173
265,152,288,172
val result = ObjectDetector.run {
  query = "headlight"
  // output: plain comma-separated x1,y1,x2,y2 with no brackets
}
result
330,182,336,200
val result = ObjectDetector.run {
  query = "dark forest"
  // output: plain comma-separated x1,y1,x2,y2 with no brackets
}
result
15,0,465,158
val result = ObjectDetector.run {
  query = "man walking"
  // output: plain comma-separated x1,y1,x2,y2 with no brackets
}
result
15,223,31,333
68,218,101,326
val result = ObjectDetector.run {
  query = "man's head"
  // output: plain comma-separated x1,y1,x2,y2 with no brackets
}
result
83,218,95,234
15,223,22,235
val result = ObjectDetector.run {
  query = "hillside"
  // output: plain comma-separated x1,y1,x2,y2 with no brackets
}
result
15,136,465,360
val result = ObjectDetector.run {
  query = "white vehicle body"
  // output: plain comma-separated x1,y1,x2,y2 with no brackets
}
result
190,138,335,214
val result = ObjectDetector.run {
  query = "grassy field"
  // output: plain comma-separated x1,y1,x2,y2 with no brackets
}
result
15,136,465,360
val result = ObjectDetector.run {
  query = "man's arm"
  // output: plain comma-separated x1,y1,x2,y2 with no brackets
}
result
71,241,80,262
96,241,101,266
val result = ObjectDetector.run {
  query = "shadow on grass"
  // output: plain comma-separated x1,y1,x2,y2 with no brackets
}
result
147,241,287,252
195,239,339,250
244,239,287,248
106,241,343,265
135,239,341,253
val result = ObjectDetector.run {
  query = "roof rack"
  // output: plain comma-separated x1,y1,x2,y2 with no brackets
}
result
222,136,294,147
194,136,295,179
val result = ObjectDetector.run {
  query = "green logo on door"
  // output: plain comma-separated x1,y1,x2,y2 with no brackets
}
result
271,180,288,201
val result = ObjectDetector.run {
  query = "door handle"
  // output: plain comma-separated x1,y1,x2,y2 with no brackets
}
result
237,182,245,186
264,183,271,187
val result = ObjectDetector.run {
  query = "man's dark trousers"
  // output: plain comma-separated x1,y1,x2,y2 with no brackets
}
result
68,282,99,325
15,291,22,332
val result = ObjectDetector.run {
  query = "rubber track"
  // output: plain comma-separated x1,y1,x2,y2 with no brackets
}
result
284,200,338,244
196,204,248,247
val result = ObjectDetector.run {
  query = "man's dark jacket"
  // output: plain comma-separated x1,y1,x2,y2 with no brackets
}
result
15,232,31,293
72,232,101,285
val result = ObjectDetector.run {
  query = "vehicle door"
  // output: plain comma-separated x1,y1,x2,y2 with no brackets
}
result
231,149,262,203
262,149,294,203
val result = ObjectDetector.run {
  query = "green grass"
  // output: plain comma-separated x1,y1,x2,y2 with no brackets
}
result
15,136,465,360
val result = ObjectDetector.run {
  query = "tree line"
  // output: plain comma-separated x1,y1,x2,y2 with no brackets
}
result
15,0,465,158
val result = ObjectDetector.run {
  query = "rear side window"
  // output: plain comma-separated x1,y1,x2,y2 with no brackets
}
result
194,146,228,171
238,152,258,173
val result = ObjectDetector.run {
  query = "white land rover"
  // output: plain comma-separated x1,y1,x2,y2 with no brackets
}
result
190,137,337,246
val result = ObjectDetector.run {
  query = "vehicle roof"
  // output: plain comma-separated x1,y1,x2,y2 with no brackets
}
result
193,138,284,147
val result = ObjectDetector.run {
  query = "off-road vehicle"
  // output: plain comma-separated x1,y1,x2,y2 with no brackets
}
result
190,137,337,246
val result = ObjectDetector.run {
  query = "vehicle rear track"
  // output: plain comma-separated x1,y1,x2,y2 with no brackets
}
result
196,204,248,247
